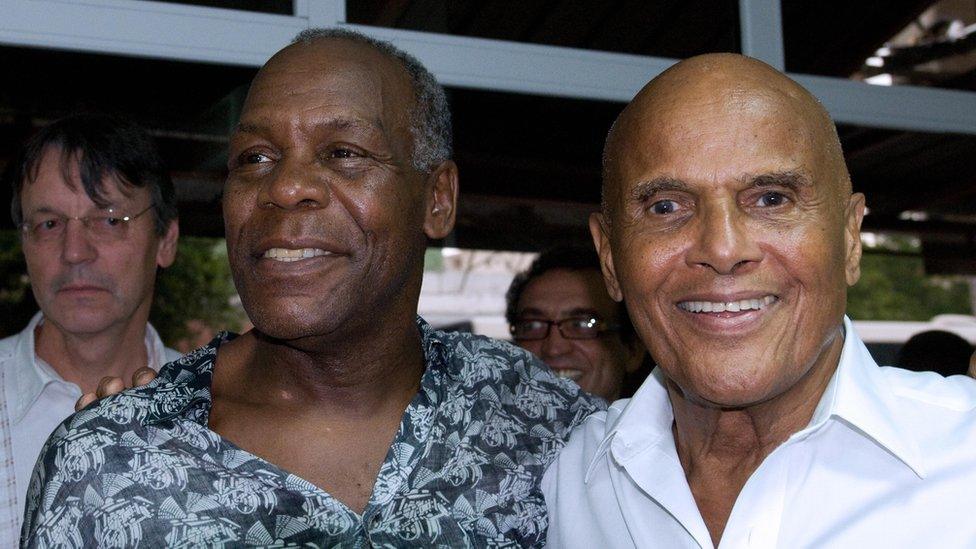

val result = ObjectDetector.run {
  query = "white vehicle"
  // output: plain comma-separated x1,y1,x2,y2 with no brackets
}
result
854,315,976,366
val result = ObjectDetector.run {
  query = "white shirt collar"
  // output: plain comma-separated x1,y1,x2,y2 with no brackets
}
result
586,316,926,482
4,311,172,425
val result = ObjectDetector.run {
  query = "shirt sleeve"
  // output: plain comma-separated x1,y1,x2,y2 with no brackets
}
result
20,420,111,548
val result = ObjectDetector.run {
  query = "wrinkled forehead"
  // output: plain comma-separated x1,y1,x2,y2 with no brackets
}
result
244,40,415,130
520,269,623,317
605,69,838,197
646,73,817,146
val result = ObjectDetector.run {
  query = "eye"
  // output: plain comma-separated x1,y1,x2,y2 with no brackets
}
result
242,152,271,164
100,216,123,227
329,147,362,159
518,319,548,330
649,200,680,215
36,217,64,232
567,317,598,330
756,191,789,207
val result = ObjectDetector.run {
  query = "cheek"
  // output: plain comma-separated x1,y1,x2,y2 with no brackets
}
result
615,235,685,314
518,340,544,355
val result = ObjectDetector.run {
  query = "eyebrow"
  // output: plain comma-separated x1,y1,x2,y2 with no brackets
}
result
517,307,602,319
747,170,812,190
235,117,384,137
22,202,126,219
629,176,691,202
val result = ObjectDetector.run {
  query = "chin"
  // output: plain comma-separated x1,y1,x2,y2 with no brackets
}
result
246,304,348,343
669,360,782,409
47,313,119,336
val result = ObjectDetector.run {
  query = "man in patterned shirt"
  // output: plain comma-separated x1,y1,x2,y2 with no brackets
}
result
22,29,601,547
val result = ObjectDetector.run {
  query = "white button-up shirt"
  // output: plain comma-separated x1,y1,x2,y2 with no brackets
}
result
543,317,976,548
0,312,181,546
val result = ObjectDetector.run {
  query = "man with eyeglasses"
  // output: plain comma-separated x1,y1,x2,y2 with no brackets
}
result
0,113,180,544
507,247,646,402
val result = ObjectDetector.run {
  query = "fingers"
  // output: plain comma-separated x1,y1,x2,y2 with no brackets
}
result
96,376,126,400
73,369,158,412
131,367,158,388
75,392,98,412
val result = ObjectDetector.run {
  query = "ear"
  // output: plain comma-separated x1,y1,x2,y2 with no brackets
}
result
844,192,866,286
422,160,459,240
155,219,179,269
589,211,623,302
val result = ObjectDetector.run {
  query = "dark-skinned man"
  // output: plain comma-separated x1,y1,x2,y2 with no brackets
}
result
23,29,599,547
543,54,976,547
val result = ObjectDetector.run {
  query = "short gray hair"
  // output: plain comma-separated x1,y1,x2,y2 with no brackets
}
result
292,28,452,173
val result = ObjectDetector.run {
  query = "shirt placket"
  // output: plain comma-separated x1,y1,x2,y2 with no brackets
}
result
362,346,444,544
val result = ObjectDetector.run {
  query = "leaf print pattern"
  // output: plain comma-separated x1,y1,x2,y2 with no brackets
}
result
22,318,602,547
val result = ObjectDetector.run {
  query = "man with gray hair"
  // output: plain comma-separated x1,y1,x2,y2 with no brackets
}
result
23,29,600,547
0,113,181,546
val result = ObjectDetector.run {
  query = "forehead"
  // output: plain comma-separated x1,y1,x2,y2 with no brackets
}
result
21,146,140,210
240,40,413,133
615,90,819,189
519,269,618,317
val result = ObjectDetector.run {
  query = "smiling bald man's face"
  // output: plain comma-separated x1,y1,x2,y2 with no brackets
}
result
591,54,865,409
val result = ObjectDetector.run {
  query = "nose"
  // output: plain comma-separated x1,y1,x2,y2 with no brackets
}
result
686,199,763,275
259,157,330,211
60,219,97,265
539,324,574,360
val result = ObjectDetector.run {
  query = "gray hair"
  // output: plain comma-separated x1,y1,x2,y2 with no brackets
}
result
292,28,452,173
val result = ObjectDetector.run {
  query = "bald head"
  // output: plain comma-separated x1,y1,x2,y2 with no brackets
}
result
588,52,866,411
602,54,850,220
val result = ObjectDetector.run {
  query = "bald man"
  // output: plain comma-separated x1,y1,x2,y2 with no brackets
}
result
542,54,976,548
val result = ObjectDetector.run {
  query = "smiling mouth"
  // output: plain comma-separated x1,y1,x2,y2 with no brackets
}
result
552,368,583,381
262,247,333,262
677,295,777,313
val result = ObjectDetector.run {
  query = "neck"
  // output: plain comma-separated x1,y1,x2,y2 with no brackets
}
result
668,328,845,545
34,313,152,394
223,315,426,419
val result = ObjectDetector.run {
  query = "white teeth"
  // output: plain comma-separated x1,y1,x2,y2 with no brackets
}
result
554,369,583,381
263,248,331,262
677,295,777,313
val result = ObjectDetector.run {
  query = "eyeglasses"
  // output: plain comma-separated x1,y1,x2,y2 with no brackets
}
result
20,205,154,243
510,316,620,341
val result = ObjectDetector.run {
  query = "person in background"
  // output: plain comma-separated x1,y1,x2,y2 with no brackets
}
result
506,246,646,401
896,330,973,377
0,113,180,545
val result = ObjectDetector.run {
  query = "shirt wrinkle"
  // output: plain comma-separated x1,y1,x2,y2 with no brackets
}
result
545,316,976,548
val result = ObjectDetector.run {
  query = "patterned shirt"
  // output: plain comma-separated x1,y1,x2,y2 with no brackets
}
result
22,318,603,547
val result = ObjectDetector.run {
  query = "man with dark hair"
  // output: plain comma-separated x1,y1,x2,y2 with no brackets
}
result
507,247,645,401
896,330,973,377
23,29,599,547
0,113,181,544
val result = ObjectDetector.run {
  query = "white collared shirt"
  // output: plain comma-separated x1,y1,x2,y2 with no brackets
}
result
543,317,976,548
0,312,181,546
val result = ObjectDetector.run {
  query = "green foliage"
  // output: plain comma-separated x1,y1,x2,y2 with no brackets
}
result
150,237,241,345
0,232,240,344
0,232,37,337
847,251,972,321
